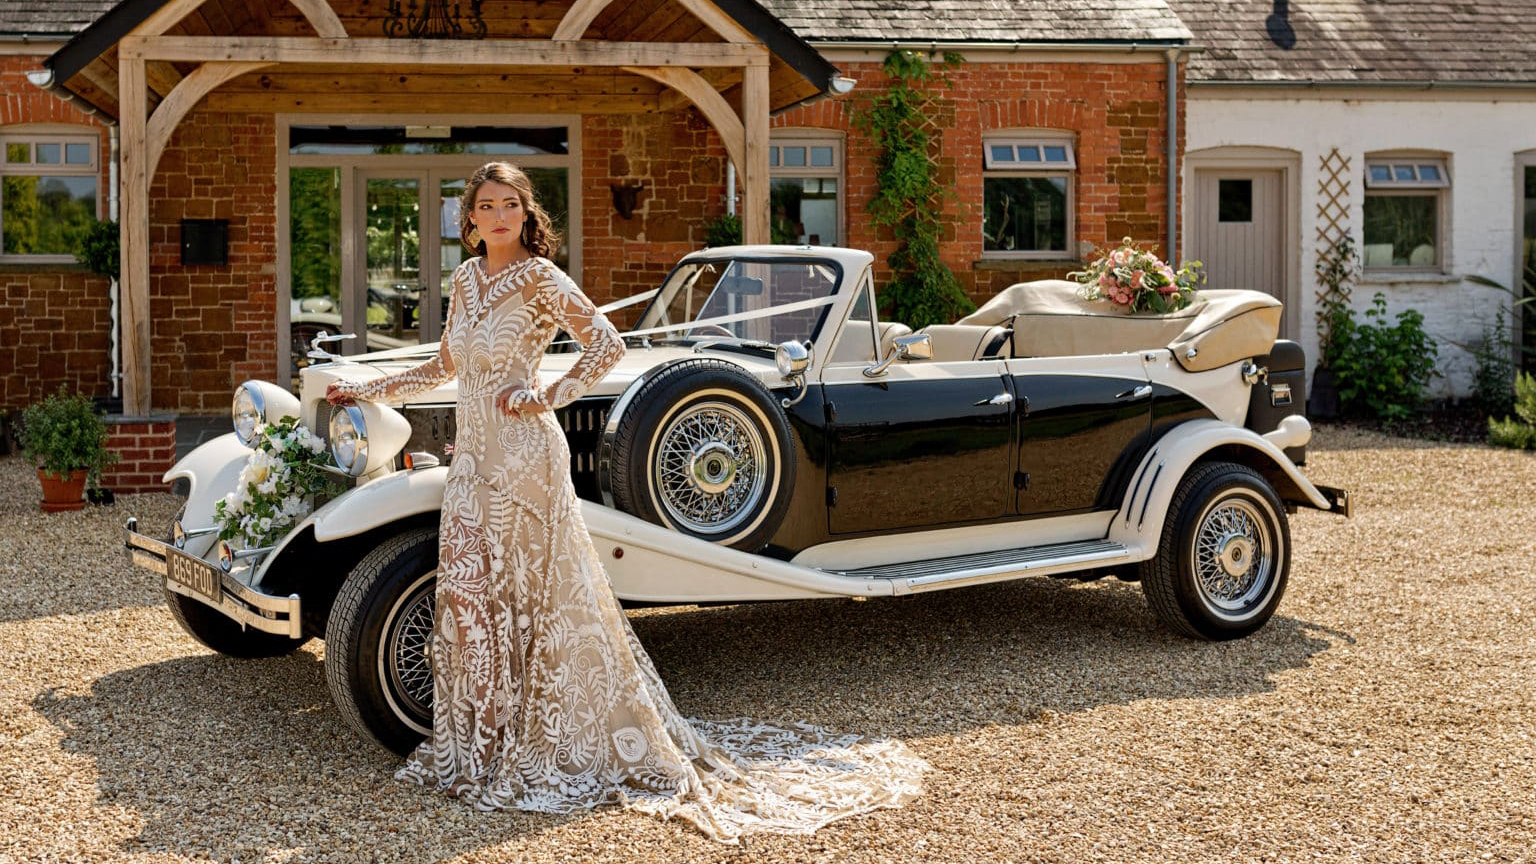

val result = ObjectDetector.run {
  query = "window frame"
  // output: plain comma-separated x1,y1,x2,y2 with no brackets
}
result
1362,153,1451,273
0,129,102,264
768,130,844,247
981,130,1076,261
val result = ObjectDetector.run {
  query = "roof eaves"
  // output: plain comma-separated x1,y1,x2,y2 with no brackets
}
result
46,0,165,83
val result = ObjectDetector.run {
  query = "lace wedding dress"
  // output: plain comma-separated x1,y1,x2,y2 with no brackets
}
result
338,257,929,842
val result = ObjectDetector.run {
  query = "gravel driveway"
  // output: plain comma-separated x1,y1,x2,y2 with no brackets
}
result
1,425,1533,863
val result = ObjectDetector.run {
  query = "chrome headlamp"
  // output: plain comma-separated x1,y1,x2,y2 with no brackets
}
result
232,381,302,447
329,404,370,477
232,385,264,446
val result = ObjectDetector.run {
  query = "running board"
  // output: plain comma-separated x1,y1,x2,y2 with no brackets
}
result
824,539,1133,594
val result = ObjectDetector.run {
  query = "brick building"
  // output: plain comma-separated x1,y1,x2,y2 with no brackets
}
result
0,0,1191,489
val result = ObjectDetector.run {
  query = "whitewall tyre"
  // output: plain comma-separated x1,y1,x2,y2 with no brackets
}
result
324,528,437,756
1139,461,1291,640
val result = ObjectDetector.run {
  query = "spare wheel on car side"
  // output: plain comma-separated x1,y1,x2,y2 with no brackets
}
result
606,359,796,552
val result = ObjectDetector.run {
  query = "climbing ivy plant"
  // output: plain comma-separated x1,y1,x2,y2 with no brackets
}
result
854,50,974,329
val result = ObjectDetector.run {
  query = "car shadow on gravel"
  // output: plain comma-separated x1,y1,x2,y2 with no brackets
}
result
33,576,1343,860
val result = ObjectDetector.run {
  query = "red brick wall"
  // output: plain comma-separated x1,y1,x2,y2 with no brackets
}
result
1,55,115,412
578,57,1185,313
101,417,176,493
0,267,113,409
149,110,278,414
579,110,729,327
771,58,1186,306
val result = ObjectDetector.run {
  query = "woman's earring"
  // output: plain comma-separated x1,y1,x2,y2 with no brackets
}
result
468,227,481,245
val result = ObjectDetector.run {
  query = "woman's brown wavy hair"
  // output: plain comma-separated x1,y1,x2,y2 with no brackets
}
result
458,161,559,259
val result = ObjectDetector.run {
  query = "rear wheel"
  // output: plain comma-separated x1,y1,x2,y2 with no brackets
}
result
324,528,437,755
1139,462,1290,640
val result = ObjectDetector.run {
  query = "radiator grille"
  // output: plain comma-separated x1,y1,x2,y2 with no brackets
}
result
312,397,613,502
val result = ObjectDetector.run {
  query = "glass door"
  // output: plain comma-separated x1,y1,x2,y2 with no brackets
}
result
357,170,431,356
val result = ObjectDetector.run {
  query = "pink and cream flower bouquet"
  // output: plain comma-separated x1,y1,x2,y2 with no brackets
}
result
1070,237,1205,314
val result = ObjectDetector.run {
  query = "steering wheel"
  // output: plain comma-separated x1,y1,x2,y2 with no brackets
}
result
689,324,734,339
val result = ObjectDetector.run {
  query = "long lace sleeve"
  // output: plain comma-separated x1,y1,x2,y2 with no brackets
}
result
341,278,459,403
538,262,625,410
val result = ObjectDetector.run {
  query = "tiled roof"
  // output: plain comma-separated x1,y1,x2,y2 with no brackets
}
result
0,1,117,36
1167,0,1536,84
760,0,1191,43
7,0,1195,44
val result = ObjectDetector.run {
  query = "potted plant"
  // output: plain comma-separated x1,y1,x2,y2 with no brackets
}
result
1311,237,1358,419
17,385,120,512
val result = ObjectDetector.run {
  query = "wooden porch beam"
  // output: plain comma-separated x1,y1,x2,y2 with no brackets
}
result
209,92,662,113
624,66,743,175
145,60,185,99
672,0,757,43
287,0,349,38
130,0,211,37
741,63,769,244
551,0,614,41
119,35,769,67
119,55,151,417
147,61,273,176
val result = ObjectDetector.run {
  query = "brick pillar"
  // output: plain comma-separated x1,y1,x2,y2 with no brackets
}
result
102,414,177,493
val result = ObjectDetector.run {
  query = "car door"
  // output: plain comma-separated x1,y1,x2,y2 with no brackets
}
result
821,358,1016,535
1005,355,1153,516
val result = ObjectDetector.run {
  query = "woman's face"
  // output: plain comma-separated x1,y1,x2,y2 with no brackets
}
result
469,180,527,251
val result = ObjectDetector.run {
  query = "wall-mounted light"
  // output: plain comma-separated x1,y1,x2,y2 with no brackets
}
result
610,182,646,219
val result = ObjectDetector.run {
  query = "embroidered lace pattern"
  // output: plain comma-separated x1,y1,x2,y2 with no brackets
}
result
335,257,930,842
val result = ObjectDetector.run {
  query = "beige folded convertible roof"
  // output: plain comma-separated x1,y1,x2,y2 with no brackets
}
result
957,280,1281,372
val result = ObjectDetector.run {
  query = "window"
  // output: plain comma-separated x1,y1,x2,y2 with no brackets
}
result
1218,179,1253,223
769,136,841,246
1363,156,1449,268
983,134,1074,256
1,132,100,259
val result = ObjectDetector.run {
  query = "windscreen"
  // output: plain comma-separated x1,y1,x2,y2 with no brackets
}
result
633,258,841,346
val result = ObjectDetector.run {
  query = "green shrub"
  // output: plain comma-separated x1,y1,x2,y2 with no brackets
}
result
703,213,741,248
1471,307,1516,418
1489,372,1536,449
1330,292,1439,421
18,385,119,489
79,219,119,280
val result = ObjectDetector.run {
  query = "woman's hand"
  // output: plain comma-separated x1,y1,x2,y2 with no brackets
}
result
497,385,550,417
325,382,360,406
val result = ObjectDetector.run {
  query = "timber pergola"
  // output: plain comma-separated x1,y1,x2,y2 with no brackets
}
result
45,0,840,416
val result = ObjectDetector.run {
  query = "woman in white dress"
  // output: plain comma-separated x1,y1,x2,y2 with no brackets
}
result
326,162,928,842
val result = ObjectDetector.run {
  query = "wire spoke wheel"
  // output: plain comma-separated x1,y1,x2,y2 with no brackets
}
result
382,572,436,720
1191,498,1272,613
1139,462,1291,640
653,401,768,535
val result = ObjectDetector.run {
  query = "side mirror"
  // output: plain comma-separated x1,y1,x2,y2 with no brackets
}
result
776,340,815,407
894,333,932,361
864,332,932,378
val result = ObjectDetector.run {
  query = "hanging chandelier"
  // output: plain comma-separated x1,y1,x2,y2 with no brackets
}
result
382,0,488,39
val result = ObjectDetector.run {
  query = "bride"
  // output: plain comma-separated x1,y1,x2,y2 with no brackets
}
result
326,161,928,842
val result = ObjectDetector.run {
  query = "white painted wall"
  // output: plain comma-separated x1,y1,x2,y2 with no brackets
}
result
1185,92,1536,398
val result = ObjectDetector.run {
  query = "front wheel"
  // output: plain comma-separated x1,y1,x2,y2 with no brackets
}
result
1139,462,1290,640
324,528,437,755
164,586,311,657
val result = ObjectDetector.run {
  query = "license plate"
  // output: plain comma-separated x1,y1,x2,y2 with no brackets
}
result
166,547,222,605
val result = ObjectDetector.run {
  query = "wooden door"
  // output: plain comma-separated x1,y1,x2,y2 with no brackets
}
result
1191,168,1287,336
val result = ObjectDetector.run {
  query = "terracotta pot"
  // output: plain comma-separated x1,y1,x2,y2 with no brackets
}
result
38,468,88,513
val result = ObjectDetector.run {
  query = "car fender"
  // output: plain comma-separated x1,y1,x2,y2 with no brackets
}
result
1107,418,1332,555
310,466,447,542
162,432,250,554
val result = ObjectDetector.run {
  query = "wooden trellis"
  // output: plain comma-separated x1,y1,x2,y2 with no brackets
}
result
1313,147,1354,345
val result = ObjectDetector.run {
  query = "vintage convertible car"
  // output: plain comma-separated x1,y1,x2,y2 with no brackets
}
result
124,244,1349,754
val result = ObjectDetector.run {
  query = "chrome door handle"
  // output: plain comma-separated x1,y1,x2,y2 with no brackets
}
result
1116,385,1153,400
975,393,1013,406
